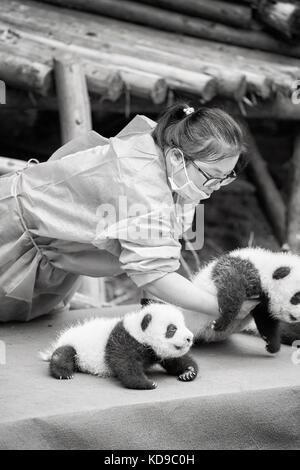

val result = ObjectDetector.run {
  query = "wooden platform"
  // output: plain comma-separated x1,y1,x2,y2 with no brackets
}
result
0,305,299,450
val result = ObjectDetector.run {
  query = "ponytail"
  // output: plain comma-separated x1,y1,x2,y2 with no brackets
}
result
152,101,245,169
152,101,190,151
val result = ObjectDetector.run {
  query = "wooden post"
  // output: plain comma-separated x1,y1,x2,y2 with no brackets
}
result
54,56,106,306
242,121,287,246
287,132,300,254
54,57,92,143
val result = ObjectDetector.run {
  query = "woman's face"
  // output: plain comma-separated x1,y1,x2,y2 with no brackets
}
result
187,154,240,194
166,147,239,196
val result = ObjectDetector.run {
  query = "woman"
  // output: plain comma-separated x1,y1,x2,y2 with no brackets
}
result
0,102,249,322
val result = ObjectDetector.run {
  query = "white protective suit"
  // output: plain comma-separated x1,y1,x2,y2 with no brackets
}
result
0,115,199,321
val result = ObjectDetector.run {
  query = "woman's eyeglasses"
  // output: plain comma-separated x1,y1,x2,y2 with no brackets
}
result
188,158,237,189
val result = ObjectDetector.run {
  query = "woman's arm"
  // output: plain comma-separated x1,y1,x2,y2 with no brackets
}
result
144,272,219,317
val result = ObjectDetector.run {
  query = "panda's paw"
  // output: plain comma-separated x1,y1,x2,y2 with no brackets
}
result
140,380,157,390
58,374,74,380
212,318,228,332
266,343,280,354
125,379,158,390
178,366,197,382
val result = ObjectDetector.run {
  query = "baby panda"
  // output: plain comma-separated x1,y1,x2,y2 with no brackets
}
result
192,247,300,354
41,303,198,390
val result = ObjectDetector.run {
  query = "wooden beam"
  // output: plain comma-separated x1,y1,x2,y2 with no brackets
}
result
120,69,167,104
83,62,124,102
1,5,297,99
130,0,254,29
0,23,218,101
54,57,92,143
257,0,300,40
242,121,287,246
27,0,300,58
287,132,300,254
0,48,52,96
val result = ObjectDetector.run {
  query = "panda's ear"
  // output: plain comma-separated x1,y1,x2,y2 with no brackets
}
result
141,313,152,331
273,266,291,280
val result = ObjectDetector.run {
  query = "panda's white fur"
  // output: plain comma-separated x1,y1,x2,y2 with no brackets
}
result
41,303,193,377
123,303,193,359
193,247,300,323
192,247,300,344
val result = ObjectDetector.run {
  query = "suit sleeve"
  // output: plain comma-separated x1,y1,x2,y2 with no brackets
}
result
118,208,182,287
92,136,182,287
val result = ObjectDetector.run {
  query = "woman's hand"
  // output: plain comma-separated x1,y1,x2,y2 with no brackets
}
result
144,272,220,317
239,299,261,318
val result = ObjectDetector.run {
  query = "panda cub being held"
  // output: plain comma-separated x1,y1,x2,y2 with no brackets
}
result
41,303,198,390
192,247,300,354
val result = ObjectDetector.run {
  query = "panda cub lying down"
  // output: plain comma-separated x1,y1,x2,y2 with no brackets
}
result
41,303,198,390
192,247,300,353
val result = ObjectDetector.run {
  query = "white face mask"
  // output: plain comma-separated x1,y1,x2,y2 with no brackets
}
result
166,149,211,202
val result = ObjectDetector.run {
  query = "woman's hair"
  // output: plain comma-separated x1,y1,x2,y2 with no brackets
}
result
152,102,248,173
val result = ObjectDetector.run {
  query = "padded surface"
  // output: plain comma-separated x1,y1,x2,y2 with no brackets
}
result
0,305,299,449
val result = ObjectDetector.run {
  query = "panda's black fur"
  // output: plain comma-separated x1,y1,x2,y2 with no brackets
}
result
104,320,197,390
280,322,300,346
42,303,198,390
209,254,281,353
192,247,300,353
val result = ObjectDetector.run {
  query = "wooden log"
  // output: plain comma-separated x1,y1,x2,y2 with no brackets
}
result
287,132,300,254
257,0,300,40
0,48,52,95
194,65,247,101
128,0,254,29
0,25,124,101
1,3,298,99
88,54,218,102
62,44,219,101
165,73,217,102
1,5,294,101
0,30,282,104
54,57,92,143
23,0,300,58
83,62,124,101
0,21,216,101
119,69,167,104
242,121,287,245
243,71,274,99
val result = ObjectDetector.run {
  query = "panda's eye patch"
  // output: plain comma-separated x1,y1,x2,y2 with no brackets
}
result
141,313,152,331
166,324,177,338
291,292,300,305
273,266,291,279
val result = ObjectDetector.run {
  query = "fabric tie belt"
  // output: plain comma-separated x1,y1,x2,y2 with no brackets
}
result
10,159,42,256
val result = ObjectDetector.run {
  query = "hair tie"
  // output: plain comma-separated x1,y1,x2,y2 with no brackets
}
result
183,106,195,116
